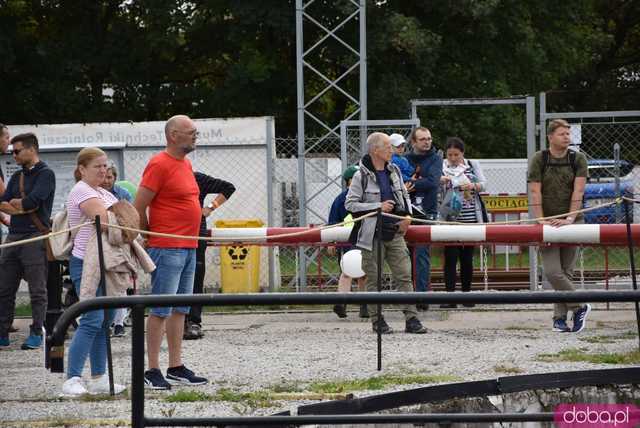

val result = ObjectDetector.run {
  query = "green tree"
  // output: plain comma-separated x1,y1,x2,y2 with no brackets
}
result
0,0,637,157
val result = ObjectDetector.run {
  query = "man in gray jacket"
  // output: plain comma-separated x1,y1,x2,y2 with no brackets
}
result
345,132,427,334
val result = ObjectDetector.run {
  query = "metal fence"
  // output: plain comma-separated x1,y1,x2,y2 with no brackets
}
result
275,121,421,291
4,104,640,294
340,119,420,168
274,136,342,291
410,97,539,288
121,137,277,292
539,95,640,289
221,116,640,295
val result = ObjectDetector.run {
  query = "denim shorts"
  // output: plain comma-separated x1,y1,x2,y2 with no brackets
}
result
147,248,196,318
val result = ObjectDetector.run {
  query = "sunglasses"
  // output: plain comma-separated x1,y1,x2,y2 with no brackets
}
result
12,148,23,155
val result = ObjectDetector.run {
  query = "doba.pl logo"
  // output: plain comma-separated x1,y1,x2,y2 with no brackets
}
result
555,404,640,427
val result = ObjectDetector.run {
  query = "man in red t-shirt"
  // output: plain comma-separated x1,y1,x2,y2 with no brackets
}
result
134,115,208,389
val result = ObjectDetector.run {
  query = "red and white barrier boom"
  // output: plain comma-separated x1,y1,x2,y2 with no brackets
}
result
210,224,640,245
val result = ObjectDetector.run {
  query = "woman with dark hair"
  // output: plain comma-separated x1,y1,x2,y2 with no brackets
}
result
439,137,487,308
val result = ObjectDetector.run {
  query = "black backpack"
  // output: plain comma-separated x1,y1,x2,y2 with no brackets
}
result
540,149,578,178
539,150,583,204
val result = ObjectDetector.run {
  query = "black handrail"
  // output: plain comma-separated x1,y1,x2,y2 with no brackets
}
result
49,290,640,346
47,290,640,427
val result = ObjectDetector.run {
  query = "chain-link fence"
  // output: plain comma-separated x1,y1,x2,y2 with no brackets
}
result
275,126,420,291
4,112,640,297
275,136,349,291
122,141,275,292
341,120,420,167
409,98,537,289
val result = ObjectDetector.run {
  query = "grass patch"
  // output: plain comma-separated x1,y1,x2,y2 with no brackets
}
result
211,373,460,409
308,373,461,393
165,390,213,403
537,348,640,364
14,303,32,317
504,325,538,332
78,390,129,402
580,330,636,344
269,381,301,393
214,388,274,408
493,364,524,374
579,335,617,344
202,304,332,313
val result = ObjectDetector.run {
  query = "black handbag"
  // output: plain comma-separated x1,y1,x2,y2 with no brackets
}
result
378,220,399,241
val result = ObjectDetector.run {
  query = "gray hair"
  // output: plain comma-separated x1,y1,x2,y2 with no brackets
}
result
106,160,118,178
367,132,388,154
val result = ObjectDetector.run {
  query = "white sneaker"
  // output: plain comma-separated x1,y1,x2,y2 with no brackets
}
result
61,376,88,396
87,374,126,395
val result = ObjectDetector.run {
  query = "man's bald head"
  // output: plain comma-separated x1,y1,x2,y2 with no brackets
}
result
165,115,192,140
164,114,198,157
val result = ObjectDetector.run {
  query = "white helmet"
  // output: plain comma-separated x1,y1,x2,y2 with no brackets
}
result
340,249,366,278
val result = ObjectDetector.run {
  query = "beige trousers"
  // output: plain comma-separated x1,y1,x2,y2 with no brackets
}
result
361,232,418,322
540,246,583,320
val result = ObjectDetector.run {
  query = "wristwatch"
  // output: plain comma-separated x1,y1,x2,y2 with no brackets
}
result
208,200,220,210
566,216,575,222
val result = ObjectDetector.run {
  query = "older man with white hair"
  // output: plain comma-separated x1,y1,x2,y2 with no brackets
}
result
345,132,427,334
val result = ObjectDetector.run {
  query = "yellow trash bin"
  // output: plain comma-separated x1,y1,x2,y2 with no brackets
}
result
215,219,263,293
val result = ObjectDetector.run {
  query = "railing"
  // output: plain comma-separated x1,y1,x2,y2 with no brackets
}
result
47,290,640,428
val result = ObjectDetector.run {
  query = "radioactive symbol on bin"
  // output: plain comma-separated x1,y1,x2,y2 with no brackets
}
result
228,245,249,261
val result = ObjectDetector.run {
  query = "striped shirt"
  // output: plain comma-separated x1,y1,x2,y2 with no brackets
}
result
458,187,478,223
67,180,118,259
444,161,478,224
458,164,478,223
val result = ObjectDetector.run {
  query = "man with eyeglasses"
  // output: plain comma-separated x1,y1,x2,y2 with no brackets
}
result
0,132,56,349
134,115,208,390
406,127,443,310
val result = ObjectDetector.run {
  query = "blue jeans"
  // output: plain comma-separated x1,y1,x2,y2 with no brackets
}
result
67,256,113,378
415,245,431,292
148,248,196,318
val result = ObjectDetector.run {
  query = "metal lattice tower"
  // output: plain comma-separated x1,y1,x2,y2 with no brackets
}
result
295,0,367,289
